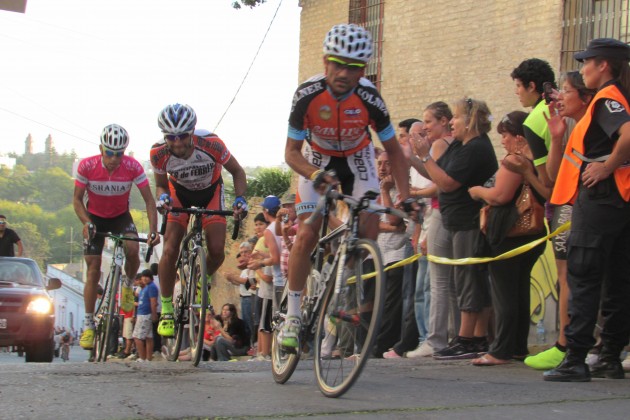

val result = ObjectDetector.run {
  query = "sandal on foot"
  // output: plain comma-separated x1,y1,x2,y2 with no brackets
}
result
472,354,510,366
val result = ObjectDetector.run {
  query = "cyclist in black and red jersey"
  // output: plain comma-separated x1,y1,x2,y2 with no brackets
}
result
150,103,247,337
280,24,412,347
74,124,160,350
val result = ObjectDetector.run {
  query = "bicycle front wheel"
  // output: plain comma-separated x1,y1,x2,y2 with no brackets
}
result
164,270,187,362
188,247,208,367
94,270,119,362
313,238,385,398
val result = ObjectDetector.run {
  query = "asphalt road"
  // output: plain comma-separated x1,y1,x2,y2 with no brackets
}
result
1,347,629,420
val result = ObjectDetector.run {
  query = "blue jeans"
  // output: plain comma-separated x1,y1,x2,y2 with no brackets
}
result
240,295,254,344
414,256,430,342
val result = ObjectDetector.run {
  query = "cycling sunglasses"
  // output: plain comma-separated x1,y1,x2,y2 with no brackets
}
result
103,148,124,157
326,56,366,70
164,132,192,142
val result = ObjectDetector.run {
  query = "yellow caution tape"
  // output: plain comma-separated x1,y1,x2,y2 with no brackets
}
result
348,221,570,282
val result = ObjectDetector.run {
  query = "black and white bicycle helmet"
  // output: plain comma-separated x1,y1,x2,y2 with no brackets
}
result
100,124,129,151
323,24,373,63
157,103,197,135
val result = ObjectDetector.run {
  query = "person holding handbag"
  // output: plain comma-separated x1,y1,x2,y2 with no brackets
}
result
468,111,547,366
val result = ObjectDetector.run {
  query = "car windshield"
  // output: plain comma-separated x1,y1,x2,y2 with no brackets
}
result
0,261,40,286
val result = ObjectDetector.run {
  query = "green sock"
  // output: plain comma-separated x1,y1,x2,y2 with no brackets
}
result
161,297,173,314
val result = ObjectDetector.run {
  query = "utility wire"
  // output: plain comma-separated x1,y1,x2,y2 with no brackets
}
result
0,106,97,146
213,0,284,132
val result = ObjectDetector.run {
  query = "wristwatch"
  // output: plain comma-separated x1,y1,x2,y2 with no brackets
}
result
421,155,431,163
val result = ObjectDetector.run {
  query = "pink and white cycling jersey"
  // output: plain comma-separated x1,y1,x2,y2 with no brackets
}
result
75,155,149,218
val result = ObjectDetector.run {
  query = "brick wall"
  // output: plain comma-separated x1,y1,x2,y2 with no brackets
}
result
298,0,564,158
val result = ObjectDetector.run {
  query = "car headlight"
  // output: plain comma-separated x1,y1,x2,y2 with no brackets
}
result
26,297,53,314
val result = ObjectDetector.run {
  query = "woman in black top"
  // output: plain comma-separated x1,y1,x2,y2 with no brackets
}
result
412,98,498,360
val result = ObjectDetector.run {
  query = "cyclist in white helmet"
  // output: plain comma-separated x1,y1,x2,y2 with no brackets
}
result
74,124,160,351
150,103,247,337
280,24,412,347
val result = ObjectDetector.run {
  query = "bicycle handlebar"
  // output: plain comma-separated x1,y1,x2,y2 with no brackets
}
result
93,232,154,263
305,187,409,226
159,207,241,241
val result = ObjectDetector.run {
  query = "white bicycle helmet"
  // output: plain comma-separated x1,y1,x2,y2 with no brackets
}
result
323,24,373,63
157,103,197,135
100,124,129,151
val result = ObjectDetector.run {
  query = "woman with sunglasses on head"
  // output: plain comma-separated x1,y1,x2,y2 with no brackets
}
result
411,98,497,360
545,38,630,382
74,124,161,352
150,103,248,339
404,102,459,359
468,111,547,366
507,72,596,371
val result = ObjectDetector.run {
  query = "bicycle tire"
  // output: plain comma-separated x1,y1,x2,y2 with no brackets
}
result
93,269,115,362
271,283,300,384
313,238,385,398
188,246,208,367
165,275,187,362
100,271,121,362
164,249,191,362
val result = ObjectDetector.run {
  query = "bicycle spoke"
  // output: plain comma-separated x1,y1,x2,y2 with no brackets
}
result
314,239,384,398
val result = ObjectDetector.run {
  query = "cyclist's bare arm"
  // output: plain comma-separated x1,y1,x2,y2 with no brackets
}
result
382,135,411,201
224,155,247,198
285,138,320,181
137,184,160,246
73,185,92,239
154,172,170,202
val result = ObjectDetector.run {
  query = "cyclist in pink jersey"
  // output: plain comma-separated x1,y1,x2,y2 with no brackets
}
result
150,103,247,337
74,124,160,350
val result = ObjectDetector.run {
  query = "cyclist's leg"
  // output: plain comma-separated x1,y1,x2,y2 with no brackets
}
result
158,211,187,336
119,214,140,280
81,229,104,349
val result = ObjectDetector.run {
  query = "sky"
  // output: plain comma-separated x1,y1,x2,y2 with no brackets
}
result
0,0,301,168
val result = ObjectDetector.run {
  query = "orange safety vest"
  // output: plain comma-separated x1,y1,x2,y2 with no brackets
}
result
550,84,630,205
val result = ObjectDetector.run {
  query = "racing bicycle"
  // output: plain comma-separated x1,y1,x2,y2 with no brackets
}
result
90,230,154,362
271,186,407,398
161,207,240,367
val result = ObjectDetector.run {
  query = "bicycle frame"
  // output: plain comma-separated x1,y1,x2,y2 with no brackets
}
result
161,206,240,366
91,231,152,362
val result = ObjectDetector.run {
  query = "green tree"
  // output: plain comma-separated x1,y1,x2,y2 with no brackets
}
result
12,221,50,269
247,167,292,198
30,167,74,211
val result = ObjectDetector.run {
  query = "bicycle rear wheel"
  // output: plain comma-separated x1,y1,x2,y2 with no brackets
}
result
188,247,208,367
313,238,385,398
271,283,300,384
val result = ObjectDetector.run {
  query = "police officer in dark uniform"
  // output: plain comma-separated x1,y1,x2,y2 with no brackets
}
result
545,38,630,382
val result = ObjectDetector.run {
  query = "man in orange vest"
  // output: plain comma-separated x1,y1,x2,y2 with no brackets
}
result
545,38,630,382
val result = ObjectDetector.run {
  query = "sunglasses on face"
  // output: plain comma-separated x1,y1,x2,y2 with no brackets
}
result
164,132,192,142
103,148,124,157
0,221,6,225
327,56,366,71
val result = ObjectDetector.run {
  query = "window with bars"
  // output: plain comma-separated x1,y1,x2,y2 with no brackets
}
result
561,0,630,71
349,0,385,88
